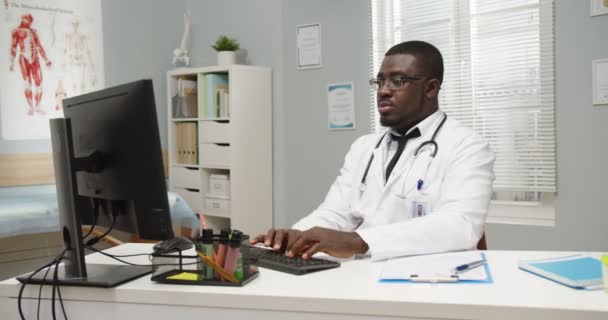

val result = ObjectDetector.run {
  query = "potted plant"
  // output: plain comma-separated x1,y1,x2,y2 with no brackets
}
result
212,35,240,66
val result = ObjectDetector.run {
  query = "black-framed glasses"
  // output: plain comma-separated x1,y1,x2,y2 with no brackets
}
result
369,75,428,91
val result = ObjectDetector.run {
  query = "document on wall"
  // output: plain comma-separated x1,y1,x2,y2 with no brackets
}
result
593,59,608,105
297,23,322,70
327,82,355,130
380,251,491,283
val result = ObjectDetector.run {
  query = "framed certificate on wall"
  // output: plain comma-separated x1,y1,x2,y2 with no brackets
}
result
592,59,608,105
297,23,322,70
590,0,608,16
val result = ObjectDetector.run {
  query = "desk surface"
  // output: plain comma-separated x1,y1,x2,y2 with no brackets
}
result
2,243,607,320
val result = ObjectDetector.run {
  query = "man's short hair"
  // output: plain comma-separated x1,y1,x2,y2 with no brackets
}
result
385,41,444,84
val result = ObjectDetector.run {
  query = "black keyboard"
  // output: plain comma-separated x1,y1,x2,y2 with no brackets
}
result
246,246,340,275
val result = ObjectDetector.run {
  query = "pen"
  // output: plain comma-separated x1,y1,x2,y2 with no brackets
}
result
452,259,486,274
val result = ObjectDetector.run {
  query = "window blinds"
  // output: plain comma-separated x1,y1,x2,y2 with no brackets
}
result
369,0,556,193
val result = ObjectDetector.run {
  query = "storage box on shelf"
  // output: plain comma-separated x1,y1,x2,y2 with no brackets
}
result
167,65,272,236
209,174,230,195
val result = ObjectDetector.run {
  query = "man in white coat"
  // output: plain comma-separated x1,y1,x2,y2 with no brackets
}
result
252,41,495,261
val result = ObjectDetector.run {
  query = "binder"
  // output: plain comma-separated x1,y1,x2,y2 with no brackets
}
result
205,74,228,118
379,251,493,284
518,254,603,290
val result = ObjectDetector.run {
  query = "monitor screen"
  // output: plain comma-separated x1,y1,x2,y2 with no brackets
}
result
63,79,173,240
18,79,174,288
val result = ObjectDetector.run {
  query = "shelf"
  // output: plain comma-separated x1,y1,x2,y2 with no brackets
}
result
200,117,230,122
166,66,272,236
204,211,231,219
173,163,200,169
171,118,199,122
200,165,230,170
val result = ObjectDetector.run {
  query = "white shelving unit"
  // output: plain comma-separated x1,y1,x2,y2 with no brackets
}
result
166,65,272,236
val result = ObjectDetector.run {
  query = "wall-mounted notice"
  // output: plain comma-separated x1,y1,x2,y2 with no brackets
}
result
590,0,608,16
593,59,608,105
0,0,104,140
328,82,355,130
297,23,322,70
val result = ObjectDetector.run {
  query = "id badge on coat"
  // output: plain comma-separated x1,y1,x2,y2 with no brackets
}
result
409,193,431,218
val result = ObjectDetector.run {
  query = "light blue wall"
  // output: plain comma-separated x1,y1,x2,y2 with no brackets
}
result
278,0,371,227
179,0,285,225
101,0,185,150
4,1,607,251
102,0,369,229
102,0,284,152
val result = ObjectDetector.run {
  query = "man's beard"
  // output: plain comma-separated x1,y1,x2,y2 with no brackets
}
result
379,114,399,128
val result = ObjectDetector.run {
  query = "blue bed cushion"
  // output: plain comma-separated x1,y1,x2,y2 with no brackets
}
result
0,185,199,238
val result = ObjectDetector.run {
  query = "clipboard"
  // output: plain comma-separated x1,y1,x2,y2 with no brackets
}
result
379,251,493,284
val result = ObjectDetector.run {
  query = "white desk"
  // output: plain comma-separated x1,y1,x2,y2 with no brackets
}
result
1,243,607,320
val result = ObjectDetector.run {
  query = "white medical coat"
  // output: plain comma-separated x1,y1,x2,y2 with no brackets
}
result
292,111,495,261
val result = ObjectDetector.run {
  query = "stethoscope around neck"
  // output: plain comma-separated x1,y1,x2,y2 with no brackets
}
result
359,113,448,192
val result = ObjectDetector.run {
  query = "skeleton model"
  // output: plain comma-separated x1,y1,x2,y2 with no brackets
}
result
9,13,52,116
63,16,96,95
54,79,66,111
172,13,190,66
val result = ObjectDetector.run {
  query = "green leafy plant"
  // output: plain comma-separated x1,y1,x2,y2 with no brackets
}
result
211,35,240,51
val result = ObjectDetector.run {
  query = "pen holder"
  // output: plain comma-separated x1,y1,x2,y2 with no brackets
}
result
150,229,258,287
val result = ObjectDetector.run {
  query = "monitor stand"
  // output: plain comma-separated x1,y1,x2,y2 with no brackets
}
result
17,119,151,288
17,264,151,288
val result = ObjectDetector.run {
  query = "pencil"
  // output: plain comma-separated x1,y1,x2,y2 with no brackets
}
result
197,252,238,283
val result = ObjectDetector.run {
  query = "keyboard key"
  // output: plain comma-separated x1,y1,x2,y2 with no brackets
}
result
246,245,340,275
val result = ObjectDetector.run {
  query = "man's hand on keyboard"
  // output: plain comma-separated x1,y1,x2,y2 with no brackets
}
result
251,227,368,259
251,228,303,252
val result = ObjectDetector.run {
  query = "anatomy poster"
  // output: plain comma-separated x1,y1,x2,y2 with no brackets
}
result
1,0,104,140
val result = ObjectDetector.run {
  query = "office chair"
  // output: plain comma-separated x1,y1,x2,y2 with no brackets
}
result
476,233,487,250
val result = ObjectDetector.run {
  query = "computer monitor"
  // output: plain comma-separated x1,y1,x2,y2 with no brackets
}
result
18,79,174,288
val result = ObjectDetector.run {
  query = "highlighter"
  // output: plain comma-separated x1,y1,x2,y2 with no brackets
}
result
215,228,231,278
200,228,214,280
224,230,244,281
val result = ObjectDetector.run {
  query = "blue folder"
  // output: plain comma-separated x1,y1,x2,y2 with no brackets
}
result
518,254,603,290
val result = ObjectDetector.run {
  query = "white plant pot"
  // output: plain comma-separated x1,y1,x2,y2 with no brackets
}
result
217,51,236,66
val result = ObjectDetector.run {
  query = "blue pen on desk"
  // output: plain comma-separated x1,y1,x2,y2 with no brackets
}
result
452,259,486,274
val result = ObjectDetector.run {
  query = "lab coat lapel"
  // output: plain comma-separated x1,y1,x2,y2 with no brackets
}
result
368,145,386,191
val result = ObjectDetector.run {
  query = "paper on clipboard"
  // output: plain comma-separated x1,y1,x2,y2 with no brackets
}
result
380,251,489,282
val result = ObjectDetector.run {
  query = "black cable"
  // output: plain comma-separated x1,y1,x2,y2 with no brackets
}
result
52,251,69,320
83,247,150,258
51,252,69,320
81,199,100,240
55,267,68,320
85,246,199,267
18,249,69,320
85,211,116,246
36,262,53,320
51,257,58,320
